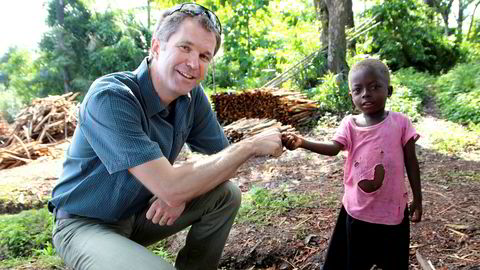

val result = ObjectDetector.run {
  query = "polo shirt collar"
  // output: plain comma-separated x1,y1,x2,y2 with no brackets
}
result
134,57,193,118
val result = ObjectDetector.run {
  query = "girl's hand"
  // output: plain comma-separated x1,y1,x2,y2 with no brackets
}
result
409,199,422,222
281,133,303,150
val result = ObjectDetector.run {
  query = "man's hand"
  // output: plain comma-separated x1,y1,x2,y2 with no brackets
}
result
281,133,303,150
146,197,186,226
409,199,422,222
248,128,283,157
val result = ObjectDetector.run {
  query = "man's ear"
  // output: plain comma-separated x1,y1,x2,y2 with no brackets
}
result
387,86,393,97
150,39,161,58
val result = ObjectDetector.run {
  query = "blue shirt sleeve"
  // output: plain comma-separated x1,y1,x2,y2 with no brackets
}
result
186,86,229,154
79,83,163,174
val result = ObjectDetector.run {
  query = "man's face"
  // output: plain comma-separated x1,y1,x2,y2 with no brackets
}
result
150,17,216,103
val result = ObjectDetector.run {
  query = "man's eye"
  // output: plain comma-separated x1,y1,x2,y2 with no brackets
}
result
200,55,211,62
179,45,189,51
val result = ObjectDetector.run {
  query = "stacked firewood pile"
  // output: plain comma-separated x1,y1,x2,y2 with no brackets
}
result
211,88,318,127
0,92,80,170
0,115,9,138
223,118,296,143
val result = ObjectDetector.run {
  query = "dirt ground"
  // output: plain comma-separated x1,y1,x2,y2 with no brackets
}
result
0,113,479,269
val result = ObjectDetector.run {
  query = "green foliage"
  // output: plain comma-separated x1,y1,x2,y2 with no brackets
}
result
435,60,480,125
392,67,436,104
386,84,422,122
149,239,176,263
0,88,25,123
0,47,38,102
208,0,321,90
467,16,480,42
237,186,314,225
0,208,54,259
359,0,460,74
213,0,273,88
306,72,352,114
89,35,145,77
293,52,328,90
34,1,151,96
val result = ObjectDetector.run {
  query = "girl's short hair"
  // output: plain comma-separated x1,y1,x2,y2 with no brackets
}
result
348,59,390,87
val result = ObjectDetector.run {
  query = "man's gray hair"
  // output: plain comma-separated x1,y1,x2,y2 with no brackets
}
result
149,7,221,59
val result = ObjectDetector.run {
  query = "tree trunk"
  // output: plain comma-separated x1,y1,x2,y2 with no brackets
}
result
467,1,480,40
457,0,465,42
56,0,71,93
345,0,355,55
147,0,151,29
456,0,476,43
325,0,348,76
314,0,329,49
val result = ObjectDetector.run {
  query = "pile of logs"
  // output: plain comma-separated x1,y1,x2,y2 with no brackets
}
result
0,115,9,138
0,92,80,170
211,88,318,127
223,118,295,143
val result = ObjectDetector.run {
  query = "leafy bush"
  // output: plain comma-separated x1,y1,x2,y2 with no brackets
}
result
0,208,54,259
359,0,460,74
435,61,480,125
306,72,352,114
0,88,25,123
386,84,422,122
392,68,436,104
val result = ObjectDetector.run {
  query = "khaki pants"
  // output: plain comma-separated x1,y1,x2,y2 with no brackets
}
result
52,181,241,270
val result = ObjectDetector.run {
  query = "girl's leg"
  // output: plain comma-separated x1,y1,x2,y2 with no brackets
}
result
323,206,348,270
345,210,377,270
377,207,410,270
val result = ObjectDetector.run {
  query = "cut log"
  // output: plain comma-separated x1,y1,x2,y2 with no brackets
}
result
0,92,80,170
211,88,319,128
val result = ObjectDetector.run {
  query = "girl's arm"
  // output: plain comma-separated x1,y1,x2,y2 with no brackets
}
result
282,133,343,156
403,137,422,222
302,139,344,156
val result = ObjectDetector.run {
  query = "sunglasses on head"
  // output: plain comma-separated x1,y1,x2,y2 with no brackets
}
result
167,3,222,35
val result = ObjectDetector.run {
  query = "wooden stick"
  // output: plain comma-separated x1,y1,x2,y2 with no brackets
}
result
13,134,31,160
416,250,435,270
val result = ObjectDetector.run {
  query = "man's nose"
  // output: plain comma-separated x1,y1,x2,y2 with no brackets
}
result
186,53,199,69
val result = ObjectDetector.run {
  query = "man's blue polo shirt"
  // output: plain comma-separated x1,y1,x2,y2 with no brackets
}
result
48,58,229,222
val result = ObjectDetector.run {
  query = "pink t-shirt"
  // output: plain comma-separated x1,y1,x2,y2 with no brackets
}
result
332,111,419,225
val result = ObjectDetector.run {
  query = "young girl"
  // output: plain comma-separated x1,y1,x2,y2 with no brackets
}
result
282,59,422,270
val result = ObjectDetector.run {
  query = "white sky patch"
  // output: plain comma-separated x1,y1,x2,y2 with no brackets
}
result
0,0,49,56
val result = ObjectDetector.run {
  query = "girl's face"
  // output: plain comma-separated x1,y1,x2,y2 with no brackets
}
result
349,67,391,116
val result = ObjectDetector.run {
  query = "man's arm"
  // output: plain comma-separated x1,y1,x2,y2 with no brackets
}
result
404,137,422,222
129,129,282,207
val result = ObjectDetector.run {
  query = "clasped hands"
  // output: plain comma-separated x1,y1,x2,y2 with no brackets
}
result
146,197,185,226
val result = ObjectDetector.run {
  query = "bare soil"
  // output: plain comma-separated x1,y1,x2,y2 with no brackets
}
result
0,115,479,270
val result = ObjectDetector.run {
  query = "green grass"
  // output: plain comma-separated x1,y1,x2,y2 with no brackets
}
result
418,120,480,156
236,186,316,225
444,170,480,183
0,208,54,259
149,239,176,263
0,208,61,269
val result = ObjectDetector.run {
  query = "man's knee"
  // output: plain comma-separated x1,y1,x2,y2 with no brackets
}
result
219,181,242,211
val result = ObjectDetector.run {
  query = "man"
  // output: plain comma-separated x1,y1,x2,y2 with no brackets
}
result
48,3,283,270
